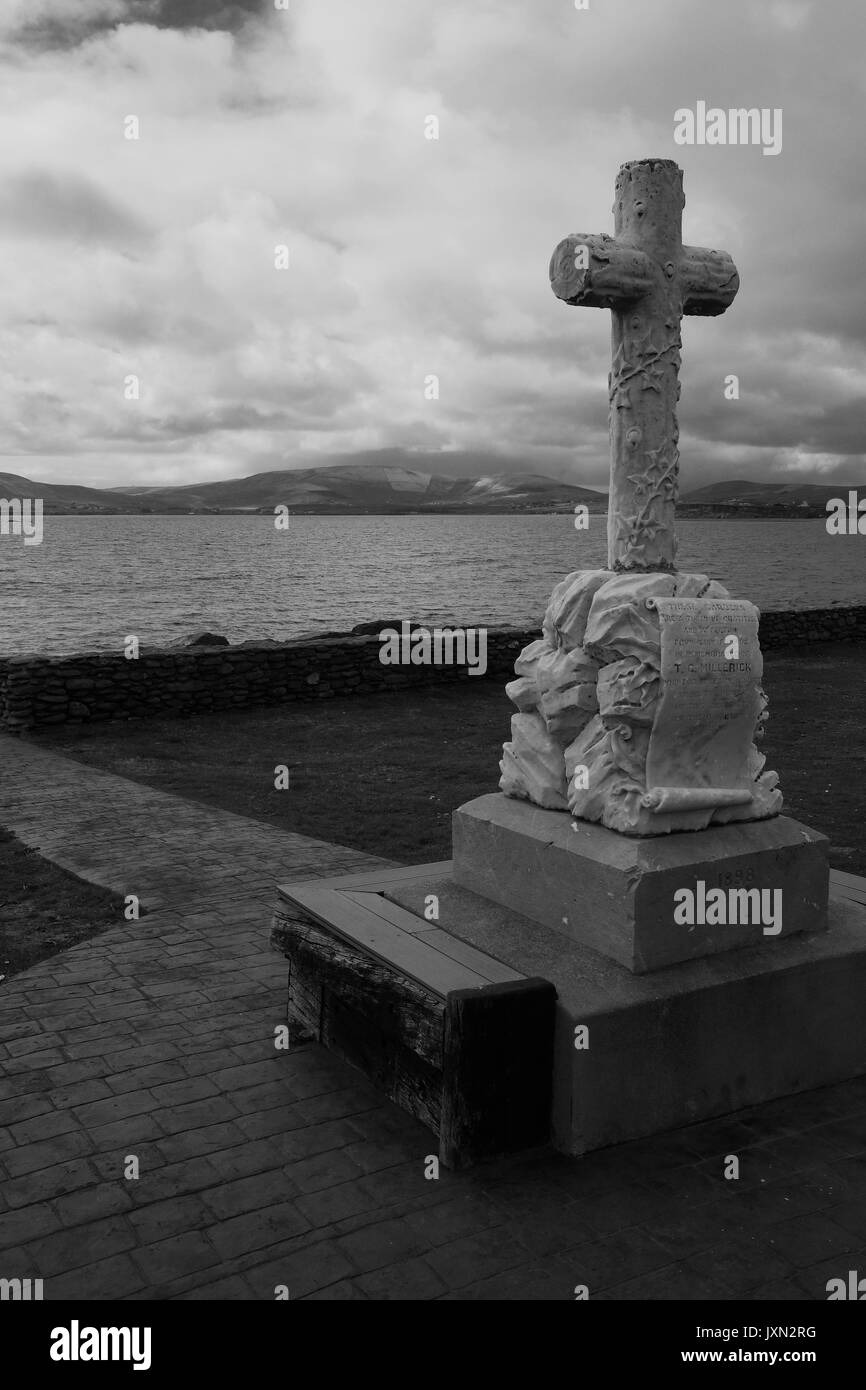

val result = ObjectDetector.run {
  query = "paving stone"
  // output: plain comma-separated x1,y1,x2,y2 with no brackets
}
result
92,1144,163,1183
46,1059,114,1087
5,1030,63,1058
29,1215,137,1277
734,1166,852,1223
149,1077,220,1106
8,1110,81,1146
634,1162,726,1209
808,1115,866,1159
230,1081,301,1116
677,1116,766,1160
235,1104,309,1140
4,1130,94,1177
448,1256,576,1301
130,1230,221,1287
358,1162,431,1207
787,1243,866,1299
0,1244,43,1280
54,1184,135,1227
425,1228,534,1291
506,1205,599,1258
182,1050,244,1078
0,1071,52,1101
403,1194,505,1248
129,1195,212,1245
201,1170,295,1222
151,1097,241,1135
0,1094,54,1127
189,1138,286,1184
0,1202,64,1251
335,1217,428,1275
4,1047,66,1072
45,1252,146,1301
88,1113,167,1149
598,1264,732,1300
756,1129,852,1171
268,1119,363,1164
205,1201,311,1261
49,1080,114,1109
0,1021,43,1046
353,1255,447,1301
304,1278,369,1300
104,1062,188,1095
155,1121,248,1165
175,1275,256,1300
244,1241,357,1299
282,1150,365,1194
561,1227,680,1294
637,1200,750,1259
681,1231,797,1295
5,736,866,1303
295,1178,383,1229
749,1276,817,1300
124,1156,220,1204
561,1178,670,1234
296,1088,382,1125
766,1211,860,1267
824,1199,866,1240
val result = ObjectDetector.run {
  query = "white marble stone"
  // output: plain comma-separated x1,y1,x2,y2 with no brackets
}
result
497,162,783,838
500,712,569,810
500,568,782,836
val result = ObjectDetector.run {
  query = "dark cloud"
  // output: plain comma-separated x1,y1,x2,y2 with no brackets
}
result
10,0,267,51
0,171,150,245
2,0,864,491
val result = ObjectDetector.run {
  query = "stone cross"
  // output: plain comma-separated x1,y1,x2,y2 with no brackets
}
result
549,158,739,573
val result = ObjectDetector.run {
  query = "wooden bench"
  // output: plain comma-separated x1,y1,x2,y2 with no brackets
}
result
270,864,555,1168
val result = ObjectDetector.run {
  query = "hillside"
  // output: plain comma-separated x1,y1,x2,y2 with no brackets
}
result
681,480,858,508
0,471,151,514
1,462,607,515
2,461,860,516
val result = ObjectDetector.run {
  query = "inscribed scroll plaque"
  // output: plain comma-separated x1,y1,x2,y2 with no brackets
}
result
643,597,762,814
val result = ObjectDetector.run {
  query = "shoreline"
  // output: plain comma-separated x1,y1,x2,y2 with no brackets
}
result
23,506,838,518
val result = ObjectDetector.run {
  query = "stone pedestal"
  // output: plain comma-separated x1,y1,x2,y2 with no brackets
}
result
453,793,829,974
385,870,866,1157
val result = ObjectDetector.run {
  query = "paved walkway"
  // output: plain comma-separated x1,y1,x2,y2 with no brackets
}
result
2,736,866,1301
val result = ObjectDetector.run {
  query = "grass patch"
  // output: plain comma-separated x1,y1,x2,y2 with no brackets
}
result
0,827,126,979
27,643,866,875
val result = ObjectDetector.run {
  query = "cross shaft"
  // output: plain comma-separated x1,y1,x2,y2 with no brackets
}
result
550,159,739,572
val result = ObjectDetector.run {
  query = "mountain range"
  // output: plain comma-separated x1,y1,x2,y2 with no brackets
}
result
0,463,606,515
0,462,858,517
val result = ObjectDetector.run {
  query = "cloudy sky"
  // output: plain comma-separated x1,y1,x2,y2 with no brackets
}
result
0,0,864,492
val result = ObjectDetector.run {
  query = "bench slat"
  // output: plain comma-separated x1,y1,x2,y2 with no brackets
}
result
285,883,490,996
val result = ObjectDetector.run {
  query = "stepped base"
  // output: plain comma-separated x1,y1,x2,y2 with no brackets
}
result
452,793,829,973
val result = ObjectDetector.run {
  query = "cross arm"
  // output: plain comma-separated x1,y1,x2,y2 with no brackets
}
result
680,245,739,316
550,233,655,309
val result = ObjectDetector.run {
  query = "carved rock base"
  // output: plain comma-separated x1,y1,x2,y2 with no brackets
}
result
499,567,783,837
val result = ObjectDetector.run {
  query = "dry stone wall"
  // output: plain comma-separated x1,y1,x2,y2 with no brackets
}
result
0,606,863,733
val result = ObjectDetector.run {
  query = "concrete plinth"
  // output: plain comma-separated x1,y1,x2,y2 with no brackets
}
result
452,793,829,973
386,870,866,1156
